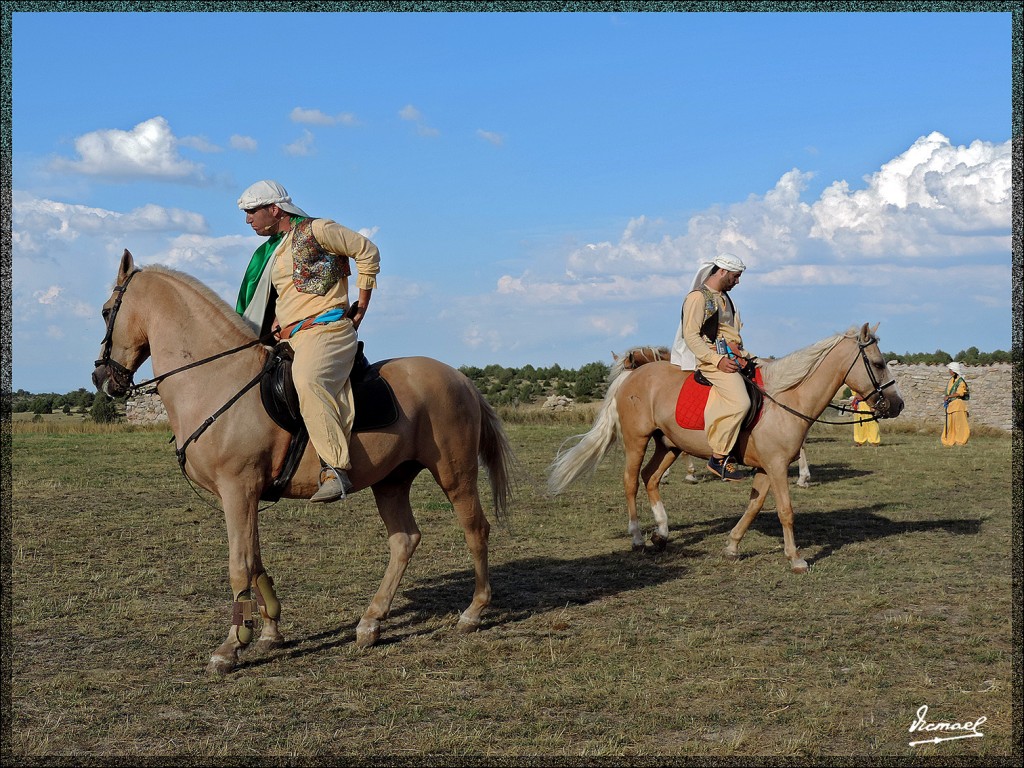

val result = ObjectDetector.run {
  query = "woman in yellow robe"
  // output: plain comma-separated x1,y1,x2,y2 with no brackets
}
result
941,361,970,446
852,395,880,446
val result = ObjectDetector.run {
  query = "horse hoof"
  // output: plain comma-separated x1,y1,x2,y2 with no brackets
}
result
631,542,646,553
649,533,668,551
355,620,380,648
457,614,482,634
206,653,236,675
722,548,740,562
791,559,809,574
797,480,809,489
253,636,284,654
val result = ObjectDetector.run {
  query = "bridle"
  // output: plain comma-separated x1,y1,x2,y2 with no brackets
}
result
759,335,899,426
94,268,143,395
94,268,269,398
93,267,282,510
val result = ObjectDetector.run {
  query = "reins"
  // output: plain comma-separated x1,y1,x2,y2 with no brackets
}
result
95,267,285,511
756,336,899,426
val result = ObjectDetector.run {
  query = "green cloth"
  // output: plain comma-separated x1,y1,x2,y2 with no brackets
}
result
234,217,307,314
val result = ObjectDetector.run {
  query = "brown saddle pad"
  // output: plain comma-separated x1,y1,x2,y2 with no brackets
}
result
260,340,399,435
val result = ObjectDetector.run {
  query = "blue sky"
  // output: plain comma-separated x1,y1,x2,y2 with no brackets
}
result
8,9,1014,394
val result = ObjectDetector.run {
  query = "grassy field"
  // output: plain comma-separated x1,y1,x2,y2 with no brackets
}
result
6,414,1018,761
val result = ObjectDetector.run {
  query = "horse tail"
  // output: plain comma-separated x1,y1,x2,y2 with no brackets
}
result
477,391,516,524
546,370,629,495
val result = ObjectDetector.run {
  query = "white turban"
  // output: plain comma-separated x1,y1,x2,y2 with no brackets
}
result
947,362,963,375
671,253,747,369
237,180,310,217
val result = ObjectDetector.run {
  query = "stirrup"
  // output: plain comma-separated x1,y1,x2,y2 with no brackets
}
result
310,466,353,503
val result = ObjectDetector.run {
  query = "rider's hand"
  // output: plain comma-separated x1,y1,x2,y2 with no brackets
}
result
717,355,739,373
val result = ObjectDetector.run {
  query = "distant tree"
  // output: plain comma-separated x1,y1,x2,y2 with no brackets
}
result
31,396,54,415
90,392,119,423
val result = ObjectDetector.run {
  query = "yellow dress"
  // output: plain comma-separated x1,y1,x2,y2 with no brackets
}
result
941,376,970,446
852,399,880,445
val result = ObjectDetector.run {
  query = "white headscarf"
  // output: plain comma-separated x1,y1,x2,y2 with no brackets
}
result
947,361,963,376
237,180,310,217
670,254,747,369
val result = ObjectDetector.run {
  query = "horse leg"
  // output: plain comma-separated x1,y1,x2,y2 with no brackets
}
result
447,480,493,634
685,454,698,483
767,468,809,573
622,434,650,551
641,444,680,551
208,488,266,674
251,569,284,653
723,470,771,562
356,473,422,648
796,446,810,488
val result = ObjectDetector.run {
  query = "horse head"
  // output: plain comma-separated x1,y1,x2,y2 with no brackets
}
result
91,249,150,398
845,322,904,419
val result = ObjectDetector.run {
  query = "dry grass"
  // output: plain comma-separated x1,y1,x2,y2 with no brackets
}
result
6,415,1017,760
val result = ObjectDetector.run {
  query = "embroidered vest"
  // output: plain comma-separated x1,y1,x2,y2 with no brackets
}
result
291,218,351,296
696,286,736,344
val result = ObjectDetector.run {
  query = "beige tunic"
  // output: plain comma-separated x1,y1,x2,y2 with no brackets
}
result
270,218,380,471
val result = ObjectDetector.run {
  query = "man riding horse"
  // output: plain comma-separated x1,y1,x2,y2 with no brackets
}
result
670,253,756,481
235,180,381,503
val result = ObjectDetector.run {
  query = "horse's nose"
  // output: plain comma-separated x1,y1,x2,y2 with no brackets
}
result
91,366,105,391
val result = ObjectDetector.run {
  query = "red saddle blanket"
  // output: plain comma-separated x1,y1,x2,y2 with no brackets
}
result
675,369,764,431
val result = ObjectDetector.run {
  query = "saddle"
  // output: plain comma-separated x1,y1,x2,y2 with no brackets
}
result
675,365,764,433
259,340,399,501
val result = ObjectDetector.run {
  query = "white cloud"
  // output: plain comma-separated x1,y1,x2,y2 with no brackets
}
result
50,116,207,181
230,134,258,151
34,286,62,304
529,132,1009,295
178,135,222,153
399,105,423,122
477,129,504,146
290,107,359,126
399,104,439,137
11,193,208,256
284,129,316,156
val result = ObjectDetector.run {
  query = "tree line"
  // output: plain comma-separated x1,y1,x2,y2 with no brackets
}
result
7,345,1013,422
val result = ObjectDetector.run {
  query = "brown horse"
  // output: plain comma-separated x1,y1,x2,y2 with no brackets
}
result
92,250,516,674
548,324,904,572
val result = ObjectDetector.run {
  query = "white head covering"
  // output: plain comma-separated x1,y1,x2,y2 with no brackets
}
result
237,180,309,217
671,253,747,370
947,361,963,375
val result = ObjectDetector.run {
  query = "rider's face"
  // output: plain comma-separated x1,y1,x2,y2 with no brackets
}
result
245,204,281,237
719,269,742,291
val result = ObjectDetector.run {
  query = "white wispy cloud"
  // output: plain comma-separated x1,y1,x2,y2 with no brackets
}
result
11,193,208,256
477,129,504,146
291,107,359,126
511,132,1010,303
49,116,207,182
284,129,316,156
230,134,258,151
399,104,439,137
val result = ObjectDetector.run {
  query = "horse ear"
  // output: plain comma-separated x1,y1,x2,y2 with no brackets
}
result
859,322,871,341
611,351,619,362
869,322,880,336
119,249,135,280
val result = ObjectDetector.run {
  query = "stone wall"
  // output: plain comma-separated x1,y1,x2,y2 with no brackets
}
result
125,361,1014,433
884,362,1013,433
125,392,168,425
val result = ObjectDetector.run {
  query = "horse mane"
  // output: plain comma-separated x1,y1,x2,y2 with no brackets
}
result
144,264,257,340
760,326,863,393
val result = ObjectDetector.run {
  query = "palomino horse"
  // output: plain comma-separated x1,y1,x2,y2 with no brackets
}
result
549,324,903,572
92,250,516,674
610,348,811,489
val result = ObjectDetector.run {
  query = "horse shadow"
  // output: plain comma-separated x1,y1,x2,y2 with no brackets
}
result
235,548,690,669
669,503,983,567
